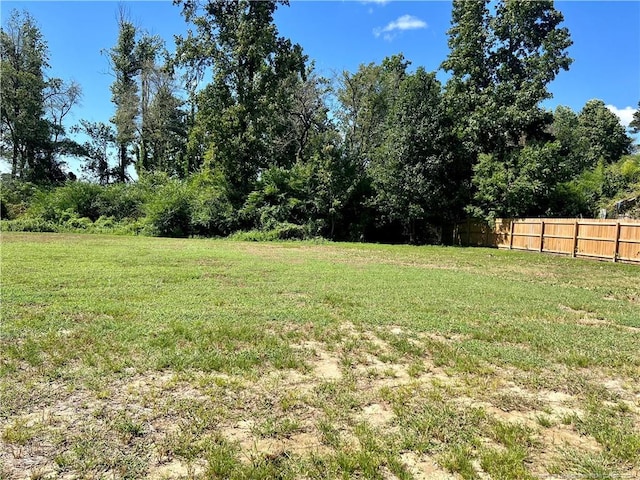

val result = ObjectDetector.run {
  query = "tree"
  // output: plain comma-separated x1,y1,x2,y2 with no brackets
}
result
442,0,573,219
175,0,307,206
141,72,188,177
371,66,466,242
550,105,590,176
336,59,402,173
1,10,51,180
77,120,116,185
108,9,139,183
578,99,633,165
135,32,164,173
1,10,81,184
472,141,566,218
333,58,405,240
335,55,469,242
630,101,640,134
275,67,331,165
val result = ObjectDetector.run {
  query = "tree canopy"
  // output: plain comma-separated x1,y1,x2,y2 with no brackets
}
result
2,1,638,241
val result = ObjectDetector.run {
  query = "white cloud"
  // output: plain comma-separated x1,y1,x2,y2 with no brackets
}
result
606,105,637,127
374,14,427,40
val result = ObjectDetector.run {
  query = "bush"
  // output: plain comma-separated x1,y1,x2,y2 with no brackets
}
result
274,222,307,240
93,183,146,220
143,180,192,237
241,165,314,231
0,179,41,220
29,181,103,221
229,222,309,242
63,215,93,230
187,172,235,237
0,218,58,232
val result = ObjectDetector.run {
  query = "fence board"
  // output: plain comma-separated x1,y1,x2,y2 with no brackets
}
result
455,217,640,264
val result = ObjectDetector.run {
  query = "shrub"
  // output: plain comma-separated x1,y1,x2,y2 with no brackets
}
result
187,172,235,237
93,183,146,220
274,222,307,240
29,181,103,221
0,218,58,233
229,222,309,242
63,215,93,230
143,180,192,237
0,179,41,220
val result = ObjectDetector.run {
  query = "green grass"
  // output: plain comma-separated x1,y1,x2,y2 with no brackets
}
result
1,232,639,479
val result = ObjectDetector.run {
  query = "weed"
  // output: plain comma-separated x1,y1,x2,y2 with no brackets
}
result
552,448,623,480
2,417,37,446
573,401,640,465
255,416,301,439
489,420,538,449
480,446,535,480
535,414,554,428
440,444,479,479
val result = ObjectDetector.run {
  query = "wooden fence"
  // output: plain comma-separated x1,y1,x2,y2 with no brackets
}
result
454,218,640,264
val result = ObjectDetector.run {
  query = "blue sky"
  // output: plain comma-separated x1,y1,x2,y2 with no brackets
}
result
1,0,639,172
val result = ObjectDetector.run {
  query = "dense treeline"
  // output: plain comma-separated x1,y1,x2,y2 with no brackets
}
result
2,1,639,242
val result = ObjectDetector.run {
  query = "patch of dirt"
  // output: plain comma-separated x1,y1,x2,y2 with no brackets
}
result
221,421,329,460
261,369,315,394
421,331,469,343
389,326,404,335
364,332,393,354
541,425,601,452
538,389,574,405
148,459,206,480
358,403,395,427
488,384,543,412
400,452,459,480
300,341,343,380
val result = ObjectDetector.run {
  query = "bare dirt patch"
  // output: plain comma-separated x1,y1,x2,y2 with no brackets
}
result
297,340,343,380
358,403,395,427
400,452,458,480
148,459,206,480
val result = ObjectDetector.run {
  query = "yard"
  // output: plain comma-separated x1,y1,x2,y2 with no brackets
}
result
1,233,639,479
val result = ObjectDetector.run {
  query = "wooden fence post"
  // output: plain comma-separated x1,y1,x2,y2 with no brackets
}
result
613,221,621,262
509,220,515,250
572,220,579,257
539,220,545,253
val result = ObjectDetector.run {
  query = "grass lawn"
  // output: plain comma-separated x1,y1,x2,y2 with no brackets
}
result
1,232,639,479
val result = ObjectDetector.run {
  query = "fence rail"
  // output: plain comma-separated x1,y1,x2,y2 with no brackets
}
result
454,218,640,264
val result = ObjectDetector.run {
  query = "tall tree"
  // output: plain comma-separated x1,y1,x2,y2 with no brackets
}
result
442,0,573,219
108,9,139,183
142,68,188,176
41,78,83,181
175,0,307,206
1,10,80,183
371,62,467,242
336,58,403,173
1,10,51,180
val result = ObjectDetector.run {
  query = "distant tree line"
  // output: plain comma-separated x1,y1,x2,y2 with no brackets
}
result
2,1,639,242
